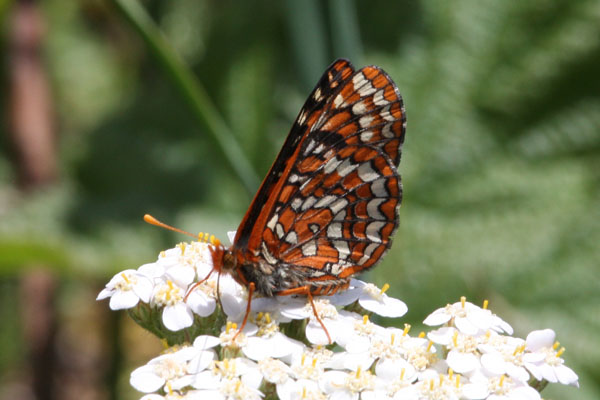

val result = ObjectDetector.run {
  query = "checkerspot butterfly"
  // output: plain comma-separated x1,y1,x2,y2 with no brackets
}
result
211,59,406,336
148,59,405,341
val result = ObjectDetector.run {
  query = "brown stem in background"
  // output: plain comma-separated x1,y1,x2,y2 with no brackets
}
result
9,1,58,400
9,0,56,189
20,270,58,400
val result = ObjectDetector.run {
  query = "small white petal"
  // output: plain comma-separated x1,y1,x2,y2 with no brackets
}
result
524,362,543,381
525,329,555,351
188,350,215,373
509,386,541,400
162,303,194,331
171,375,195,390
138,262,165,279
393,385,418,400
242,368,264,390
191,370,220,390
320,370,348,394
505,364,530,383
359,295,407,318
244,333,300,360
227,231,237,244
455,316,479,335
306,320,334,345
325,351,373,372
491,315,513,334
423,309,452,326
109,290,140,310
220,292,246,320
165,265,196,287
462,383,489,400
375,358,415,381
522,352,545,364
481,353,505,375
193,335,221,350
447,350,479,373
280,303,312,320
130,365,165,393
555,364,579,386
428,327,455,345
187,290,216,317
540,363,558,383
133,277,154,303
96,288,113,300
341,334,371,354
330,390,357,400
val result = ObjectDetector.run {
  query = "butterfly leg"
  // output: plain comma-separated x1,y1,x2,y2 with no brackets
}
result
183,268,214,302
233,281,255,341
277,286,332,344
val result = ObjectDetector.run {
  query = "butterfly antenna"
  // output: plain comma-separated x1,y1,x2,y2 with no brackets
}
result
144,214,198,239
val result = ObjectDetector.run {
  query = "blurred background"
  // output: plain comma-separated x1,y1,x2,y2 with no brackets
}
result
1,0,599,399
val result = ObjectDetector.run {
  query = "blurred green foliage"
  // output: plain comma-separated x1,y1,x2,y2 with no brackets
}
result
1,0,599,398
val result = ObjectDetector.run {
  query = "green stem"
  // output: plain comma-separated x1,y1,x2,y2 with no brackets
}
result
110,0,260,195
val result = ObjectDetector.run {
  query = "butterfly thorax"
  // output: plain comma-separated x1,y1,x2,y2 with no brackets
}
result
219,247,303,297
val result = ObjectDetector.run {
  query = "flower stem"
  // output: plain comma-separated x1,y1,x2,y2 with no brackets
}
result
109,0,260,195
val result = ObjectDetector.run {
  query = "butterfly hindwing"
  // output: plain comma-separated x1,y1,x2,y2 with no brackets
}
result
233,59,406,295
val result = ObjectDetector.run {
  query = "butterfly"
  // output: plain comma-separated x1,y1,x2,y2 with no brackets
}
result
207,59,406,341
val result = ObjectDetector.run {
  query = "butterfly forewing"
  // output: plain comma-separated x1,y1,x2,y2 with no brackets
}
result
231,59,405,296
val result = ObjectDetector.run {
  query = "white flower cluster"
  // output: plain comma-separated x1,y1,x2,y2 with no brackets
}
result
98,241,579,400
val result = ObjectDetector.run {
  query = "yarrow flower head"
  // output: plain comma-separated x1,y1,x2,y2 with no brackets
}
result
98,240,579,399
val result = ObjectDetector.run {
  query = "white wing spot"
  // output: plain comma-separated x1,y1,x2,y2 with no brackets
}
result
358,163,379,182
291,197,303,211
327,222,342,238
373,89,388,106
352,101,367,115
334,94,344,108
313,144,325,154
371,178,388,197
314,87,322,101
353,72,376,97
358,82,376,97
352,72,367,89
358,243,379,265
330,198,348,215
360,130,374,142
285,230,298,245
275,223,285,239
359,115,374,128
367,198,386,219
382,122,395,138
302,240,317,257
267,214,278,230
324,157,342,174
366,221,386,243
261,242,278,265
337,158,358,177
302,196,317,211
304,140,317,155
334,210,346,221
334,240,350,258
380,105,395,121
315,195,336,208
298,110,307,125
329,263,344,275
